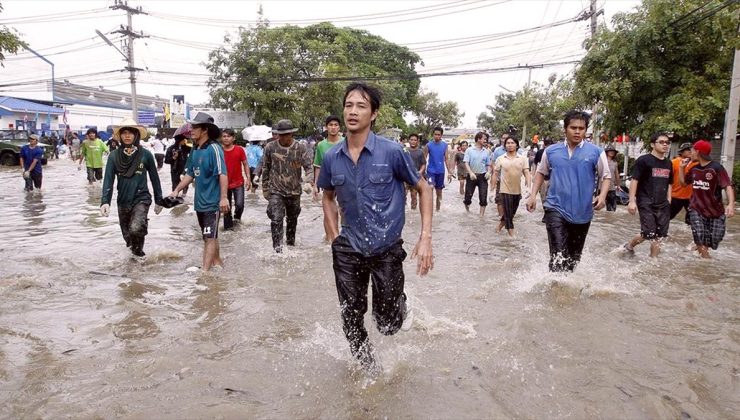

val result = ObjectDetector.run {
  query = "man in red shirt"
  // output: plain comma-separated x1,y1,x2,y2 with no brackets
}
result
679,140,735,258
221,128,251,230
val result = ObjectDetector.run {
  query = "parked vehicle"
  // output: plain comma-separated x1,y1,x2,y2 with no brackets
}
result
0,130,53,166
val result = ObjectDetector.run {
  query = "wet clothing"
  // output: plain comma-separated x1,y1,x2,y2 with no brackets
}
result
24,172,42,191
455,151,467,178
224,186,244,230
80,138,108,169
186,139,226,212
537,141,610,224
331,235,409,356
669,198,691,223
197,210,220,240
314,138,344,167
464,145,491,175
262,139,312,197
638,203,670,239
544,209,590,272
671,157,697,200
101,149,163,209
500,193,521,230
164,143,190,192
427,172,445,189
118,202,149,256
685,161,732,219
631,153,672,208
688,209,726,250
407,148,425,173
246,144,263,169
86,167,103,183
607,160,618,191
223,146,247,189
20,145,43,175
495,153,528,195
464,173,488,207
266,194,301,249
606,190,618,212
425,141,447,175
317,132,421,257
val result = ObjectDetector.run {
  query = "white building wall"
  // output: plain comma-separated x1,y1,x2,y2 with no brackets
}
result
0,111,61,132
63,104,133,131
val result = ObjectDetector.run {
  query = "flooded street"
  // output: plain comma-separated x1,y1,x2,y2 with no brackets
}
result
1,158,738,419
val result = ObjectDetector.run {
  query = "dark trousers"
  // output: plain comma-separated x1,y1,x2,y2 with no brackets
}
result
670,198,691,224
224,186,245,230
463,173,488,207
170,170,188,195
332,235,408,356
544,209,591,272
155,153,164,170
500,193,521,229
249,167,258,189
606,190,617,212
266,194,301,248
118,202,150,255
86,167,103,183
24,172,42,191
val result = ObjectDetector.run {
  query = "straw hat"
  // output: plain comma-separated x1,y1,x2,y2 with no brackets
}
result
112,117,148,140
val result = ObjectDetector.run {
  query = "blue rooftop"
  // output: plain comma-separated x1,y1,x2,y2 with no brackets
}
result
0,96,64,114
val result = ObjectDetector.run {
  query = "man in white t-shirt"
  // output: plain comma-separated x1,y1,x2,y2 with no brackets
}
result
151,135,166,169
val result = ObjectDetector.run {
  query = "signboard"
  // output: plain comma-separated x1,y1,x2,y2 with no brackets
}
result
138,111,155,125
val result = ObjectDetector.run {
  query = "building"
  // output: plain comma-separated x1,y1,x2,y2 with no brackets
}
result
0,96,64,134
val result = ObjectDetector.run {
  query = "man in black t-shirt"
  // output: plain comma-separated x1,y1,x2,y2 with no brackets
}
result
405,133,426,209
624,132,673,257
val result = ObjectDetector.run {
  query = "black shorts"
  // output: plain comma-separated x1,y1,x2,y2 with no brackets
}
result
196,210,220,240
638,204,670,239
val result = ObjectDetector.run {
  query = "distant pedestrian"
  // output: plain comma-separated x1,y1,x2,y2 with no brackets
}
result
151,135,166,170
313,115,345,201
454,141,468,195
170,112,229,271
261,119,313,253
220,128,250,230
317,82,433,374
20,134,43,192
246,140,264,192
70,133,81,161
679,140,735,258
462,132,491,216
423,126,454,211
100,118,164,258
526,111,611,272
670,142,697,223
491,135,530,236
624,132,673,257
604,145,621,212
78,128,108,184
405,133,426,209
164,131,191,196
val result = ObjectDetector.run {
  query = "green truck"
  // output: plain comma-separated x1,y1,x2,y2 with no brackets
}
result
0,130,53,166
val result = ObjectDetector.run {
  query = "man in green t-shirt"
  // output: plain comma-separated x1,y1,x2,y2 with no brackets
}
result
313,115,344,241
78,128,109,184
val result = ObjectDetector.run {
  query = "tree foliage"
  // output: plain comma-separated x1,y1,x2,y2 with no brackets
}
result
575,0,738,140
477,74,583,141
0,2,26,66
206,18,421,134
407,88,464,139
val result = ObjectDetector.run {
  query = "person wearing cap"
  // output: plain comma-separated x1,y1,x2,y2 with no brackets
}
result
317,82,434,374
261,119,313,252
623,132,673,258
526,111,610,272
100,118,164,258
670,142,697,223
220,128,250,230
164,129,191,196
19,134,44,192
604,144,621,212
170,112,229,271
79,128,109,184
679,139,735,258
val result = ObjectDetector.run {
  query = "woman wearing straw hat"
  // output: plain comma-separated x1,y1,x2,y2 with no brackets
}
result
100,118,164,258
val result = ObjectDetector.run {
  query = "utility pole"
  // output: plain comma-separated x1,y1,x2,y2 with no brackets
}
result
110,0,146,122
523,67,532,144
589,0,602,144
721,24,739,178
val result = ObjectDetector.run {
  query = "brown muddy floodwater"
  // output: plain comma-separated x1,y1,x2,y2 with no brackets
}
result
0,158,739,419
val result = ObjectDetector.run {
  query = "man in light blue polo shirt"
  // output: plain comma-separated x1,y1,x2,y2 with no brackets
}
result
462,131,492,216
318,82,434,374
526,110,610,272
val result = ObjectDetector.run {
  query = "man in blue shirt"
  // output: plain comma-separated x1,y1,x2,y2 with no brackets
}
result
526,111,610,272
462,132,492,216
318,82,434,374
170,112,229,271
19,134,44,192
246,139,264,192
423,126,453,211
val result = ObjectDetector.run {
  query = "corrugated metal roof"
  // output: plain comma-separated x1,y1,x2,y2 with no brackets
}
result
0,96,65,114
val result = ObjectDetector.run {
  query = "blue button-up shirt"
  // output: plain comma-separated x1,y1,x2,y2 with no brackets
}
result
463,146,491,174
317,132,421,256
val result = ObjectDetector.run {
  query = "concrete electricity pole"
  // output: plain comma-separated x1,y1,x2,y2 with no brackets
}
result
589,0,603,144
110,0,146,123
721,24,739,178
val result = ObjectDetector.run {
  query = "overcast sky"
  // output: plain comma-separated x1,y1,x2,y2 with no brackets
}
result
0,0,641,127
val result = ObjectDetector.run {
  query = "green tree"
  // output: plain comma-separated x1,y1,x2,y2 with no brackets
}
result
407,88,464,139
0,2,25,66
575,0,738,140
206,20,421,135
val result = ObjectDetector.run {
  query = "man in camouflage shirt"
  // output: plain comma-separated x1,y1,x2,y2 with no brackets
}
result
262,119,313,252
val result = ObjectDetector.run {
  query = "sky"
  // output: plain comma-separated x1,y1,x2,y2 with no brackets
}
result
0,0,642,127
